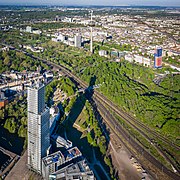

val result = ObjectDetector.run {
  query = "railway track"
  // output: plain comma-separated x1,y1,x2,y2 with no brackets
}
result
93,97,180,180
37,54,180,177
93,94,180,172
93,91,180,151
6,44,180,179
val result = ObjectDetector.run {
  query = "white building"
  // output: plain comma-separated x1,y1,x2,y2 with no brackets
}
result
51,134,72,149
134,55,143,64
57,34,65,42
125,55,134,62
74,35,82,48
51,159,95,180
49,106,60,135
143,57,151,67
42,151,65,179
42,147,82,179
125,54,151,67
134,55,151,67
26,26,32,33
27,83,50,174
32,30,42,35
99,50,107,57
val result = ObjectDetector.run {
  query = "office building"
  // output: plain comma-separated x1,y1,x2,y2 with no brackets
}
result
27,82,50,174
42,151,65,179
42,147,82,179
154,47,162,68
51,159,95,180
74,35,82,47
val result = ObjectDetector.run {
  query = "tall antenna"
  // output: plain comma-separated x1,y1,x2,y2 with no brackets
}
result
90,10,93,53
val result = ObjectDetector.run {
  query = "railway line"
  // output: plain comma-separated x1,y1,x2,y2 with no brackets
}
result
36,53,180,178
5,44,180,179
93,94,180,173
93,91,180,151
93,97,180,180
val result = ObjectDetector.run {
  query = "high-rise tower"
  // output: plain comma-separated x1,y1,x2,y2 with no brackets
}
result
74,35,82,48
90,10,94,53
27,82,50,174
154,47,162,68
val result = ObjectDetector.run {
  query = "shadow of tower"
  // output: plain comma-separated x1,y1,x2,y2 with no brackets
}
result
57,75,113,179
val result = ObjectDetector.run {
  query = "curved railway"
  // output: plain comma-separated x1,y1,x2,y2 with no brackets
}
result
6,45,180,179
93,97,180,180
34,53,180,178
93,95,180,173
37,53,180,150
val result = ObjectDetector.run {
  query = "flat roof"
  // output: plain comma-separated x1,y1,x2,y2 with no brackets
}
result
52,159,94,179
42,151,64,167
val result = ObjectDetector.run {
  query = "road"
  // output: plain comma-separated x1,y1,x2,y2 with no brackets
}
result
4,43,180,179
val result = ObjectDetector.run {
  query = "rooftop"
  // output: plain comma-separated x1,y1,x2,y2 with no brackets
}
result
42,151,64,167
52,159,94,180
42,147,81,167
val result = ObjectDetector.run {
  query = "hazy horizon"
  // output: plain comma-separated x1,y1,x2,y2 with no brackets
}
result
0,0,179,7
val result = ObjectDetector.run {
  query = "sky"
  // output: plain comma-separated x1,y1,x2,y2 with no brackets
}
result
0,0,179,7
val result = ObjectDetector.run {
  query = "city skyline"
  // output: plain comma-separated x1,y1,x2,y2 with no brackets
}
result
0,0,180,6
0,4,179,180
